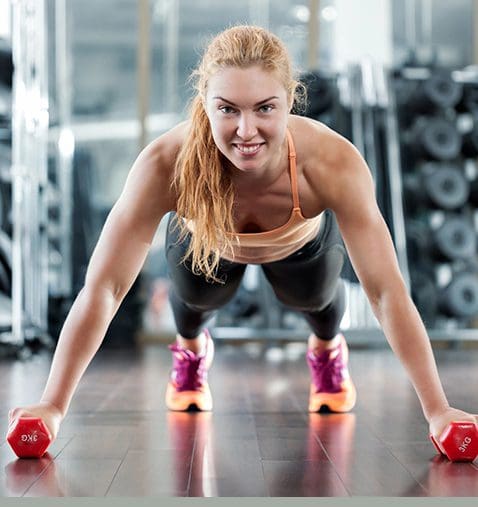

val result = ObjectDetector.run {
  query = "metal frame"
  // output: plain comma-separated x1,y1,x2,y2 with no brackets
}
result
11,0,51,345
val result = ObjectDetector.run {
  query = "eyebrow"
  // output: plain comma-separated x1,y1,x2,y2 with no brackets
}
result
212,96,279,106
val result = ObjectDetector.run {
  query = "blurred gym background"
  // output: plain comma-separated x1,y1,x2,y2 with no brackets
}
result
1,0,478,357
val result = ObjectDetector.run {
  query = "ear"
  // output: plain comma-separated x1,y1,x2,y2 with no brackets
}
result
288,97,294,113
287,91,295,112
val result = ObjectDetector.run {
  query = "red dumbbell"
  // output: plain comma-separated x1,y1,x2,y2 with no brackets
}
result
429,421,478,462
6,417,52,458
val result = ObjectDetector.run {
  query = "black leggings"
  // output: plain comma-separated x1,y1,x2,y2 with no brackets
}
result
165,209,347,340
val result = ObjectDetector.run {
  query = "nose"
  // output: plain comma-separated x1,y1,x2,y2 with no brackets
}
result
236,112,258,140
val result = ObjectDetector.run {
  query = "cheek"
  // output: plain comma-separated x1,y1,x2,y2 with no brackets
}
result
209,125,232,155
269,121,287,141
210,124,226,144
210,119,233,142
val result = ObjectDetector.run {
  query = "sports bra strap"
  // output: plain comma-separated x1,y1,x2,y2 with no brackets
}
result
286,129,300,209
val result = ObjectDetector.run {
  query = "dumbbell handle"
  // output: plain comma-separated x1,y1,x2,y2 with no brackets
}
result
429,421,478,462
6,416,52,458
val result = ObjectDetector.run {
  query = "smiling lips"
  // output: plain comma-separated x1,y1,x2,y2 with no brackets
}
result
234,143,264,155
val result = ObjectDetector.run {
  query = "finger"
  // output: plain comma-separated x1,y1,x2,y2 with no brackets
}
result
8,408,19,423
7,408,31,425
430,434,446,455
436,439,447,456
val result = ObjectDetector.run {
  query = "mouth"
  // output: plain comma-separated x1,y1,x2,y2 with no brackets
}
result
233,143,265,156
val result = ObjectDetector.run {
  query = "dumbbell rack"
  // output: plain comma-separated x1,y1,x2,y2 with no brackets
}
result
394,65,478,340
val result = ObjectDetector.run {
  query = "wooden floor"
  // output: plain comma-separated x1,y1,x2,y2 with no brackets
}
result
0,338,478,497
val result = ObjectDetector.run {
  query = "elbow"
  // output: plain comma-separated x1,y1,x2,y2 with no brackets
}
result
83,271,127,304
109,283,126,303
81,281,124,307
365,277,409,317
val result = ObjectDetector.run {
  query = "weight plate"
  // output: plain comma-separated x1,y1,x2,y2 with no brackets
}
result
440,272,478,317
432,216,476,260
422,165,469,210
419,118,462,161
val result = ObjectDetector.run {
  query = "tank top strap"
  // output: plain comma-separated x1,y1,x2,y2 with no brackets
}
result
286,129,300,209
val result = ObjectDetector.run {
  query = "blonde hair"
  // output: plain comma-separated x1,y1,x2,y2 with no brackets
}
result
172,25,305,283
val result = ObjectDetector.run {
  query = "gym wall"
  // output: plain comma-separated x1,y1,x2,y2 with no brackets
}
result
3,0,478,355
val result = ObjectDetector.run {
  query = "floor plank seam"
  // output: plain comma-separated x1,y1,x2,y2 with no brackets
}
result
258,456,271,497
93,363,138,413
290,382,354,496
103,434,136,497
310,431,353,496
385,447,431,496
186,423,201,497
20,458,58,497
242,369,272,464
361,418,432,495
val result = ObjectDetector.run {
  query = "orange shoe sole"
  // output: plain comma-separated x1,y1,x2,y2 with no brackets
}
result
165,381,213,411
308,378,357,413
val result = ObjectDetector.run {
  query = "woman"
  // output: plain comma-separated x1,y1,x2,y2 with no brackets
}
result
8,25,477,456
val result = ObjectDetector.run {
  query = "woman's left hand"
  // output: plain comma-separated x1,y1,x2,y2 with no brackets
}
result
428,407,478,454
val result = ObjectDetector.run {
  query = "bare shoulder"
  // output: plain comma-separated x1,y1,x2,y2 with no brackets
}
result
126,120,191,212
288,115,370,209
288,114,358,170
147,120,190,165
138,120,190,177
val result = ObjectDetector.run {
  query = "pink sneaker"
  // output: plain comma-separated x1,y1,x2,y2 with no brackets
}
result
306,333,356,413
165,329,214,411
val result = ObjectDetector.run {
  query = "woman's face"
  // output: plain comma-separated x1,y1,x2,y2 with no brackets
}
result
205,65,290,175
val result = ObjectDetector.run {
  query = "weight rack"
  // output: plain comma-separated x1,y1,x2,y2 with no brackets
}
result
392,64,478,340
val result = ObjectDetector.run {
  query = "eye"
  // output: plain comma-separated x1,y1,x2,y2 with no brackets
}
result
259,104,274,113
219,106,236,114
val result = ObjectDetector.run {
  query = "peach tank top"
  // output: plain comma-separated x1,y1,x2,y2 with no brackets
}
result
186,129,323,264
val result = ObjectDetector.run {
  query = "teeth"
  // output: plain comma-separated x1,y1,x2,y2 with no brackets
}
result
236,144,261,154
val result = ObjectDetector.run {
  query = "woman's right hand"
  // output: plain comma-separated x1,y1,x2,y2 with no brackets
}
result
8,401,64,442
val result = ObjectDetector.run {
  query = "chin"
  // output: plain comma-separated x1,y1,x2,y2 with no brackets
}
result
233,156,265,172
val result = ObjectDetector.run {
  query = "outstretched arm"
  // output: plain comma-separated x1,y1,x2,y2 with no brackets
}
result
9,136,176,438
323,136,477,443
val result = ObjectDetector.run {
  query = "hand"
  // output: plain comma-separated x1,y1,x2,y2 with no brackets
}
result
428,407,478,454
8,401,64,442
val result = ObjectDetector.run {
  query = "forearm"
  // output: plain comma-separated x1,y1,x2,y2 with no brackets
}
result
371,286,449,421
40,285,122,416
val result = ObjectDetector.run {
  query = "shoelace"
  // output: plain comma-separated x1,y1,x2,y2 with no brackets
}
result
307,346,345,393
169,344,207,391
